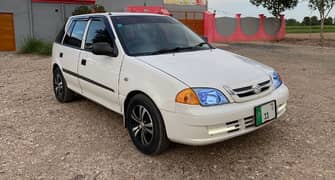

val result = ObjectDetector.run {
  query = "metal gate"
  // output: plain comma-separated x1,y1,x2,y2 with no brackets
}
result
170,11,204,36
0,12,16,51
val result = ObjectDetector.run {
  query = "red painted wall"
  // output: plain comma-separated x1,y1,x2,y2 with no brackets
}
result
32,0,95,5
204,11,286,43
126,6,170,15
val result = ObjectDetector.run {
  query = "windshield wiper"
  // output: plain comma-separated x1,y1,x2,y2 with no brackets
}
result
193,42,207,48
145,42,213,56
192,42,215,49
148,46,192,55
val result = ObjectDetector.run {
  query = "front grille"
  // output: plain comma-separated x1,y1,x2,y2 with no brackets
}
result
225,116,255,134
208,115,257,136
233,80,271,98
225,120,240,133
244,116,255,128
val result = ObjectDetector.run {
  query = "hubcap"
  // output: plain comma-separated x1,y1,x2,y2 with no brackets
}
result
54,72,64,98
130,105,154,145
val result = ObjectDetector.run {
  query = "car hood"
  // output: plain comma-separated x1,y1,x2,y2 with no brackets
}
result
136,49,273,89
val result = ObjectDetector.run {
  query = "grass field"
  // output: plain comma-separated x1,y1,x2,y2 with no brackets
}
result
286,25,335,33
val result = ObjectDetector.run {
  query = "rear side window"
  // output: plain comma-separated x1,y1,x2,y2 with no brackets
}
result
84,20,112,50
63,20,88,48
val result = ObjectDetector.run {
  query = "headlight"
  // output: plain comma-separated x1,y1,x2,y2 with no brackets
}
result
176,88,229,106
272,71,282,89
193,88,229,106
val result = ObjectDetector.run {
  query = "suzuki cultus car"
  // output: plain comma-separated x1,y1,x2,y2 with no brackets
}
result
52,13,289,155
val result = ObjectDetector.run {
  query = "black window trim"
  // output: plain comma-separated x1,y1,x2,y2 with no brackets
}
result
58,15,118,54
62,18,88,49
80,15,118,55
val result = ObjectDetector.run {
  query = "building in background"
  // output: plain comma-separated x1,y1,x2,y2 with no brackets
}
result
0,0,285,51
0,0,206,51
0,0,95,50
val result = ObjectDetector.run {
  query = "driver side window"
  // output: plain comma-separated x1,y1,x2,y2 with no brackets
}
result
85,19,112,50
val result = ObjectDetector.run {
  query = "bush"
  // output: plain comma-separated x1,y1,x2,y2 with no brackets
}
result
72,4,106,16
72,6,91,16
92,4,106,13
20,38,52,56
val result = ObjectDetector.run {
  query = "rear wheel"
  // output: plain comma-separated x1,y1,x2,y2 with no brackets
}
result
53,67,76,103
126,94,170,155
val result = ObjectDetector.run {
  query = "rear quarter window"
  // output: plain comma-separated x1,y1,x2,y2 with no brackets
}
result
63,20,88,48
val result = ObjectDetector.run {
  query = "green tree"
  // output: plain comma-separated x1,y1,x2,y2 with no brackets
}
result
91,4,106,13
72,6,91,16
249,0,298,17
302,16,311,25
311,16,320,25
308,0,335,43
324,16,333,24
286,18,301,25
72,4,106,16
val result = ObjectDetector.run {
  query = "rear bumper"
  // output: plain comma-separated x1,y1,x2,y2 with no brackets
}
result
161,84,289,145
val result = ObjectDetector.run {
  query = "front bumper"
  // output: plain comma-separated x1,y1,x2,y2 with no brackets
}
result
161,84,289,145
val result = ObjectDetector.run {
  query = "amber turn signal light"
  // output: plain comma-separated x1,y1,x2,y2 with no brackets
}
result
175,88,200,105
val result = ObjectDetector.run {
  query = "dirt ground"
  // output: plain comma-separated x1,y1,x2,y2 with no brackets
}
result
281,33,335,47
1,43,335,180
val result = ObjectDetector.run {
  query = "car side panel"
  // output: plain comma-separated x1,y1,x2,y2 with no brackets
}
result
78,51,122,113
118,56,188,114
52,43,82,94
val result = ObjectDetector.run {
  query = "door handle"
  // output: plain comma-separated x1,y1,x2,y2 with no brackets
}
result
81,59,87,66
59,52,63,58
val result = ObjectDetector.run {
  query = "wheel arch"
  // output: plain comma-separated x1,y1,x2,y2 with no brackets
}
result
52,63,61,73
123,90,163,128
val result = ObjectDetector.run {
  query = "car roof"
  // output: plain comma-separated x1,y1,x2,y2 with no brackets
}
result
70,12,165,19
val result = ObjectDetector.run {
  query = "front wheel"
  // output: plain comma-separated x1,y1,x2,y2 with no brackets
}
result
126,94,170,155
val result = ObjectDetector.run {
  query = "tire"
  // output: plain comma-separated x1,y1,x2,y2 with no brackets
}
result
53,67,76,103
126,94,170,155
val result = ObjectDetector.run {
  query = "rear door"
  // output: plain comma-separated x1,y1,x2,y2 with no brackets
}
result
60,19,88,93
78,17,122,112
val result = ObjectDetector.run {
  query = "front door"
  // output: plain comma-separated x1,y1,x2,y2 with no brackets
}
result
78,17,121,112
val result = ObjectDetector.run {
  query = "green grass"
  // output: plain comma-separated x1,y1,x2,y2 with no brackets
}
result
20,38,52,56
286,25,335,33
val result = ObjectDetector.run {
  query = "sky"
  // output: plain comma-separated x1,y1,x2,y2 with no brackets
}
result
207,0,335,21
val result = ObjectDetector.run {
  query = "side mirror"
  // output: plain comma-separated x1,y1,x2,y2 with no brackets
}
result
92,42,118,57
202,36,208,42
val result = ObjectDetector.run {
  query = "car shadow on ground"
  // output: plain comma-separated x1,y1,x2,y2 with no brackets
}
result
72,96,286,159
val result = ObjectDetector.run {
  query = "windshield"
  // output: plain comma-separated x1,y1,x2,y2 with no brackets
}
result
111,15,211,56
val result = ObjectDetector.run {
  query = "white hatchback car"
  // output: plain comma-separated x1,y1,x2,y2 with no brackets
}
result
52,12,289,155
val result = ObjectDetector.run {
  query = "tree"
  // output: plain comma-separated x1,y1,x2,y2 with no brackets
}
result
308,0,335,43
72,4,106,16
91,4,106,13
311,16,320,25
249,0,298,17
324,17,334,24
286,18,301,26
302,16,311,25
72,6,91,16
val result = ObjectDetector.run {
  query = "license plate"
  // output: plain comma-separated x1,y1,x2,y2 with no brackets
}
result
255,101,277,126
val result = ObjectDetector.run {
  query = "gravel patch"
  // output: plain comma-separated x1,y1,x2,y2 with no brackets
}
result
1,43,334,179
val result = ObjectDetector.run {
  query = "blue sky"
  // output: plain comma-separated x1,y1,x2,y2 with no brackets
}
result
208,0,335,21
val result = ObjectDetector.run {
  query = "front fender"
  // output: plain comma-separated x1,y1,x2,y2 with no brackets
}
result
119,56,188,114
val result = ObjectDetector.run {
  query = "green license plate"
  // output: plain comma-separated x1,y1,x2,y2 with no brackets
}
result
255,100,277,126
